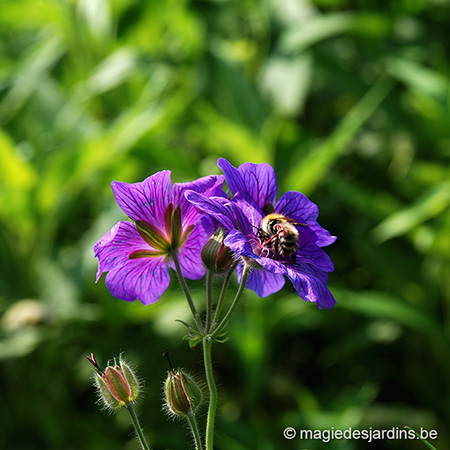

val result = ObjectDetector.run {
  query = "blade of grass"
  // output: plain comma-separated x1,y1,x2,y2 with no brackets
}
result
372,182,450,243
284,75,395,195
404,427,439,450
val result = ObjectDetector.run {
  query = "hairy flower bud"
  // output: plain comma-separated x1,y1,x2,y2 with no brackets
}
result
201,228,234,273
87,353,140,410
164,369,203,417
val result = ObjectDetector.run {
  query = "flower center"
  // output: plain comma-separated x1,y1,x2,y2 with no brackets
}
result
248,234,273,259
129,203,195,260
249,225,294,261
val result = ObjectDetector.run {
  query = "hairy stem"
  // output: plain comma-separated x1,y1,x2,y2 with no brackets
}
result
127,404,152,450
170,248,204,334
205,270,214,331
211,262,237,328
203,337,216,450
203,264,249,450
186,413,203,450
211,264,249,340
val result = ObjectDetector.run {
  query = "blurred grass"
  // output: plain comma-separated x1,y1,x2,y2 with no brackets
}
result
1,0,450,449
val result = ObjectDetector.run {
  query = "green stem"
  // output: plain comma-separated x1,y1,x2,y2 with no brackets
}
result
202,264,249,450
404,427,438,450
186,413,203,450
205,270,214,331
170,248,204,334
210,264,250,340
212,262,237,327
127,404,152,450
203,337,216,450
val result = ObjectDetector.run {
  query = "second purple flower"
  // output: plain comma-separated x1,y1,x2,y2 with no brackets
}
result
186,158,337,309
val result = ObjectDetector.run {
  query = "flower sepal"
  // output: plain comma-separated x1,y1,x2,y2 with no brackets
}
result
201,228,235,273
176,319,204,349
207,327,229,344
166,203,194,251
87,353,140,410
135,220,170,253
164,368,203,417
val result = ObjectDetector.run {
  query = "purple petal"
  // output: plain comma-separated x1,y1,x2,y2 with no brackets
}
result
255,255,289,275
308,225,337,247
174,175,225,226
234,198,263,229
218,158,277,210
251,254,335,308
94,221,171,304
186,192,253,234
284,265,336,309
186,191,234,230
223,229,258,259
111,171,172,226
296,264,330,285
94,223,121,281
296,227,335,272
94,221,151,282
275,191,319,222
105,257,170,305
174,218,211,280
275,191,336,247
236,263,285,297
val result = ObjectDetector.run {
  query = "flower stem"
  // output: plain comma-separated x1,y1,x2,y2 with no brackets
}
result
205,270,214,331
404,427,438,450
170,248,204,334
127,404,152,450
186,413,203,450
203,336,216,450
211,264,249,340
212,262,237,328
202,264,249,450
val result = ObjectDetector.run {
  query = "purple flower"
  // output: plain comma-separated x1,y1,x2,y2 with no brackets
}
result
94,171,224,305
186,158,337,309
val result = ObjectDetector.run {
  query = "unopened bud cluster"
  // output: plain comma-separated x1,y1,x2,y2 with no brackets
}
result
201,228,234,273
87,353,140,410
164,368,203,417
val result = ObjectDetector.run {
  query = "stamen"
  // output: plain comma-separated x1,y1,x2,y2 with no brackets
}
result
247,234,271,258
260,227,285,248
247,235,261,247
273,224,288,237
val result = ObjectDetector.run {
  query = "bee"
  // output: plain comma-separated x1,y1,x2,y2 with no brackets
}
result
258,213,304,262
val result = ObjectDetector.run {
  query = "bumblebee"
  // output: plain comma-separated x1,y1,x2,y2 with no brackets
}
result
258,213,303,261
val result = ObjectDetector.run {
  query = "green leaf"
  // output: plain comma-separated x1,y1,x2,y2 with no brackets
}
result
260,53,313,116
336,289,449,363
0,35,64,122
385,57,450,101
404,427,439,450
283,75,394,194
280,12,357,54
372,182,450,243
280,12,389,55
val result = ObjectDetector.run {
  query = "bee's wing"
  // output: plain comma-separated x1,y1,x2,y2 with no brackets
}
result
286,217,307,227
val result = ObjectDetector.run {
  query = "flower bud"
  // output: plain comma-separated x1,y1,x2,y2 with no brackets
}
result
87,353,140,410
164,369,203,417
201,228,234,273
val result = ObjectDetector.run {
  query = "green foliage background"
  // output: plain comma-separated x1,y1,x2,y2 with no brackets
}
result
1,0,450,449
